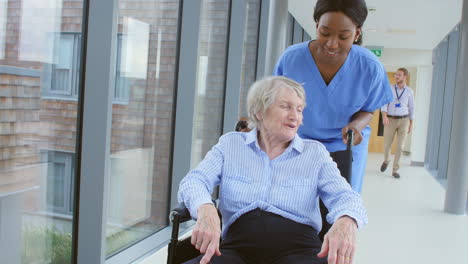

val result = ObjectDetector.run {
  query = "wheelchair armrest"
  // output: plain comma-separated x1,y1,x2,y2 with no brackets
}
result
168,201,221,264
170,201,219,224
170,202,192,224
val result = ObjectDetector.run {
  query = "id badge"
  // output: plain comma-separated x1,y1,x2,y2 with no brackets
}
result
395,103,401,108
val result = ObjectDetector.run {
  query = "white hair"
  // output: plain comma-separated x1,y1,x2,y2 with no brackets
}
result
246,76,306,130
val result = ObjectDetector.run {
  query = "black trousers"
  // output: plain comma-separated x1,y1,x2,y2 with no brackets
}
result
183,209,327,264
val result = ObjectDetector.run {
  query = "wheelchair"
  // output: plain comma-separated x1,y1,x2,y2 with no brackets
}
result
167,131,354,264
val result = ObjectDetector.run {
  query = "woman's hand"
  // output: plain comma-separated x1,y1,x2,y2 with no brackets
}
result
317,216,358,264
191,203,222,264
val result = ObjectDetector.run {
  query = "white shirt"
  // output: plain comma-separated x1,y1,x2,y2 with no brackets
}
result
381,84,415,120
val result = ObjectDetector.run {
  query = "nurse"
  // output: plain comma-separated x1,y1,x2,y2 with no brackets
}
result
273,0,393,193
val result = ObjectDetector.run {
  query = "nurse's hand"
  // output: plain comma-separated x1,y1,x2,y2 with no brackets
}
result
341,125,363,146
192,203,222,264
342,111,373,146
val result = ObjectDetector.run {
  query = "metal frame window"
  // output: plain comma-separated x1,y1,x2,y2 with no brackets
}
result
75,0,269,262
113,33,130,102
43,32,129,103
50,33,81,98
41,150,75,215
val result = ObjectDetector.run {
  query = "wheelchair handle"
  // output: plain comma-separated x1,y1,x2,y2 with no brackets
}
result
346,130,354,150
346,130,353,183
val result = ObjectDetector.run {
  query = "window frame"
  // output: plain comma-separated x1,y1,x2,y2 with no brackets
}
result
42,32,81,99
41,32,130,104
41,150,75,215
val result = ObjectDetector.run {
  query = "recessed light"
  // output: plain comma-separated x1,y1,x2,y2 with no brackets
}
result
386,28,417,35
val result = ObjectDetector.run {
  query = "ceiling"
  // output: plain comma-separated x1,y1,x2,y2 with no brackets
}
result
289,0,463,50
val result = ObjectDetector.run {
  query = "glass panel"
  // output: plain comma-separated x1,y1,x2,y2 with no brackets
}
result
238,0,260,118
55,34,80,97
47,162,66,208
114,34,129,102
51,34,76,95
190,0,231,167
0,0,84,263
105,0,181,256
0,0,6,60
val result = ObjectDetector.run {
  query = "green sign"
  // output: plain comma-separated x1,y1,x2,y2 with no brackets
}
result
370,49,382,57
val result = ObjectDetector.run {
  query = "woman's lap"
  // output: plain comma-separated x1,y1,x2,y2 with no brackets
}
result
183,209,326,264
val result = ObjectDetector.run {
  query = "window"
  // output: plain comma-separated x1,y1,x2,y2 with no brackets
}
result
50,33,81,97
104,0,182,257
191,0,231,167
238,0,261,118
41,151,75,215
114,34,131,102
44,32,130,102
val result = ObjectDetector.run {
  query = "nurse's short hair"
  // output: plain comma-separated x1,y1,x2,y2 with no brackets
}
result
246,76,306,130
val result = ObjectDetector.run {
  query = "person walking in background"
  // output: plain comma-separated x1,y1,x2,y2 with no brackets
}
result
274,0,393,193
380,67,415,178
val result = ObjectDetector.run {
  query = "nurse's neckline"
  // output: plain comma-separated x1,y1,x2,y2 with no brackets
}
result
308,41,351,85
308,40,350,67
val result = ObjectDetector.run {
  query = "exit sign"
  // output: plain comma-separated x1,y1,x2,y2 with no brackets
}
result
370,49,382,57
366,46,384,57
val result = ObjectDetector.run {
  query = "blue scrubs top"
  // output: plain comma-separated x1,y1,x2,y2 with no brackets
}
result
274,41,393,192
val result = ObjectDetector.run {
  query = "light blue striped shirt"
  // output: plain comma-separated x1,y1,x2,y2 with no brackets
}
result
178,129,368,238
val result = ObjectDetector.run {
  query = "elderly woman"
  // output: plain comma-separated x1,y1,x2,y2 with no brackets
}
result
178,76,367,264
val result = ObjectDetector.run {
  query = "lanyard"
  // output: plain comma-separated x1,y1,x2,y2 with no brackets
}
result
394,85,406,102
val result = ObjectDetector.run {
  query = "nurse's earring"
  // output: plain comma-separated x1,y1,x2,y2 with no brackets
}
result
354,35,359,43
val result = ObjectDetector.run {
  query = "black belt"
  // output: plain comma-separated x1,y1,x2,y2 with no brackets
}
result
387,115,408,119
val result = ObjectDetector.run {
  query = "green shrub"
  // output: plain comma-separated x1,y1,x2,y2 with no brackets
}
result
21,225,144,263
22,226,72,264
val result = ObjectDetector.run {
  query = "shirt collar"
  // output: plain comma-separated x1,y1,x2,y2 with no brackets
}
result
245,128,304,153
245,128,258,147
290,133,304,153
395,84,407,90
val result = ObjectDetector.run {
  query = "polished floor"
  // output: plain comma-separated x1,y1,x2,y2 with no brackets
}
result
138,153,468,264
355,153,468,264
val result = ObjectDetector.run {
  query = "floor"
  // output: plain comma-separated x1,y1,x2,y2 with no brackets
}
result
138,153,468,264
355,153,468,264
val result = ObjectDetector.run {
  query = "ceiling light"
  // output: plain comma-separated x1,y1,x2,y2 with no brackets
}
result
386,28,417,35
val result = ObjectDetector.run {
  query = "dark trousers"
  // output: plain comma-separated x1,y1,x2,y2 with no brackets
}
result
183,209,327,264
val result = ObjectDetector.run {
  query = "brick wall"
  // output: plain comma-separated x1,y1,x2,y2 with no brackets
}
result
0,74,41,170
0,72,42,211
